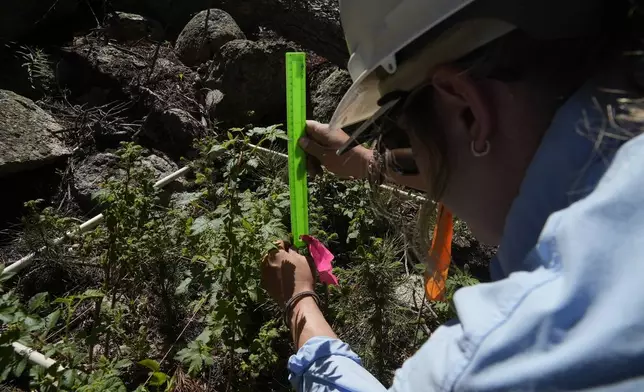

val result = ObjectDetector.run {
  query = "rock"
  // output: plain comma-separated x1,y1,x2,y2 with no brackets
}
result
0,90,70,177
142,108,206,159
395,275,425,309
72,151,183,210
209,39,298,125
308,60,336,96
205,89,225,120
312,69,352,123
105,12,164,42
175,9,245,67
60,36,203,158
112,0,348,66
60,36,199,115
108,0,213,37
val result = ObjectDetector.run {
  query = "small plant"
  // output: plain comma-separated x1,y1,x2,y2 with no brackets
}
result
177,129,288,391
329,235,420,384
432,265,480,322
15,45,54,94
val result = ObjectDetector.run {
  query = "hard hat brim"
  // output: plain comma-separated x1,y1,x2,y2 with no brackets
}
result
328,69,381,131
329,19,517,132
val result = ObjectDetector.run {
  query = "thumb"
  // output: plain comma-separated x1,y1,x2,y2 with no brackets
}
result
299,136,333,160
305,120,329,139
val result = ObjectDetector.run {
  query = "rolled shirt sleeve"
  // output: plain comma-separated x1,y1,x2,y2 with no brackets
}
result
289,336,387,391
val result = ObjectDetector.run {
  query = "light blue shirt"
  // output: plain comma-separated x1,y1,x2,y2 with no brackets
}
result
288,74,644,391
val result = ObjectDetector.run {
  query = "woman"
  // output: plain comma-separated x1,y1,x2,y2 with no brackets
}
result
262,0,644,390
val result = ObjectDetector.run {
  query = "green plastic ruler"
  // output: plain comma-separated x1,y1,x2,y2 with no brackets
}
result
286,52,309,249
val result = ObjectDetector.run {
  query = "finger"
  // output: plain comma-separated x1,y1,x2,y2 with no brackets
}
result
274,239,300,253
305,120,331,142
282,240,295,251
306,120,348,145
262,247,282,268
299,136,334,161
274,240,287,251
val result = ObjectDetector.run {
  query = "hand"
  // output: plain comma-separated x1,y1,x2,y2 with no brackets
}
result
299,120,373,179
261,240,316,308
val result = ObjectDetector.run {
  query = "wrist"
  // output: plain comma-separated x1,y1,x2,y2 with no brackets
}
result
289,296,320,328
350,146,373,179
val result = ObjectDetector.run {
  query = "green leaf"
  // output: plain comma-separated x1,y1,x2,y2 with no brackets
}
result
114,358,133,369
175,277,192,295
60,368,78,389
28,292,48,312
138,359,160,373
191,216,224,236
195,327,211,344
149,371,168,386
208,144,227,159
45,309,61,331
247,158,259,168
24,315,43,332
80,289,105,300
79,375,127,392
223,267,232,283
175,346,204,376
241,218,253,232
1,365,11,382
13,357,28,377
0,267,16,282
172,192,201,207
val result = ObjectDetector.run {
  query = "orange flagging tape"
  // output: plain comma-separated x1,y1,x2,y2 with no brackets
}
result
425,203,454,301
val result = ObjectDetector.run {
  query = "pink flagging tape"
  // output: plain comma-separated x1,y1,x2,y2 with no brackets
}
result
301,235,339,286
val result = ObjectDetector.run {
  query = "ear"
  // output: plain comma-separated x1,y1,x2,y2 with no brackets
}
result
431,66,493,152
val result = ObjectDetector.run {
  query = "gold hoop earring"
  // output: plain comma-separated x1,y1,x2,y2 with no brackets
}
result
471,140,491,157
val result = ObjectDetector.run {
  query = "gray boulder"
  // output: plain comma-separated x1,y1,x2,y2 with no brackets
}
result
0,90,70,177
60,37,199,116
208,39,298,125
312,69,352,123
142,108,206,159
175,9,245,67
105,12,164,42
72,151,183,210
204,89,225,121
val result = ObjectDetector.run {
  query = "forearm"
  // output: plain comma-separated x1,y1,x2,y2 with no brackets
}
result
286,297,388,392
289,297,337,349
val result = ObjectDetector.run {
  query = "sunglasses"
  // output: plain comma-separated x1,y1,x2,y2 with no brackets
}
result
335,83,435,176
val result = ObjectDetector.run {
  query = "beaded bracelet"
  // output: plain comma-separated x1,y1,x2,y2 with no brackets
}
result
283,291,321,327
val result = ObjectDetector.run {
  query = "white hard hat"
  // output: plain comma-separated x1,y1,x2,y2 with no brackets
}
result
330,0,608,132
